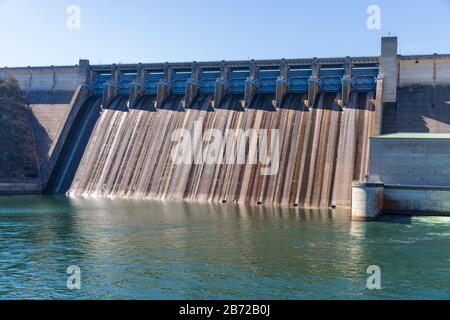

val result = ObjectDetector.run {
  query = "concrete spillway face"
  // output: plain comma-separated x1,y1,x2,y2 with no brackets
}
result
45,95,103,194
67,90,375,208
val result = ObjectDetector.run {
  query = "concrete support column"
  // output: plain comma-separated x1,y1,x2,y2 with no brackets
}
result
380,37,398,103
352,180,384,221
373,77,384,136
307,58,319,108
341,56,352,110
214,62,228,109
129,63,144,108
50,65,57,91
27,66,33,92
378,37,398,134
102,64,119,108
244,61,258,109
432,53,439,112
156,64,172,109
78,59,90,85
185,63,199,109
275,59,288,108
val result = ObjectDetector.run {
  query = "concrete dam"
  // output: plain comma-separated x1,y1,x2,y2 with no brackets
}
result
65,91,374,208
2,37,450,214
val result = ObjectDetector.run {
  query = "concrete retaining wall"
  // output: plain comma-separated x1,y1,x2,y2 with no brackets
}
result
369,134,450,215
370,135,450,186
30,103,73,167
381,55,450,135
0,182,40,195
399,58,450,87
384,185,450,215
0,66,80,92
37,86,92,188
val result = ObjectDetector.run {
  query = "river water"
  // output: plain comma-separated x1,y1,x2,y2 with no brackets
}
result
0,195,449,300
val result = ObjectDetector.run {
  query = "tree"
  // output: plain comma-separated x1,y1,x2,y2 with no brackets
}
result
0,76,25,103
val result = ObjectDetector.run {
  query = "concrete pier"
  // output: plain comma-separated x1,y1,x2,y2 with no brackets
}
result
352,180,385,221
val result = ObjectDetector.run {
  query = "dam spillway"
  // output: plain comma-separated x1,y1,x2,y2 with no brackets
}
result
67,91,374,208
53,55,379,208
3,37,450,212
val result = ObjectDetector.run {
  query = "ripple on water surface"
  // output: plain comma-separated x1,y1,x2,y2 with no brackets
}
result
0,195,449,299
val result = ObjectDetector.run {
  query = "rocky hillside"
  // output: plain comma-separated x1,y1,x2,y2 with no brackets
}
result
0,77,39,181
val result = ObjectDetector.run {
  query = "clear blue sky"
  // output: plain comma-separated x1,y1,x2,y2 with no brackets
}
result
0,0,449,67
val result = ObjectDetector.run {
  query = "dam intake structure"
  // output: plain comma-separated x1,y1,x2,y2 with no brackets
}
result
3,37,450,213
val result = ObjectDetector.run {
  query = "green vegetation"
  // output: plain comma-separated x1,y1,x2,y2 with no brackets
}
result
0,77,26,103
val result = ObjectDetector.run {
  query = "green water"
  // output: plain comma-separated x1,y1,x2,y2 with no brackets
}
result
0,195,449,300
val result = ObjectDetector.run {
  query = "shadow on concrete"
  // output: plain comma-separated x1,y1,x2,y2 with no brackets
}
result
159,94,185,112
280,93,308,111
29,111,52,173
189,94,215,111
45,96,102,194
103,95,129,112
382,85,450,134
216,94,245,112
26,90,74,104
247,94,277,111
133,94,157,112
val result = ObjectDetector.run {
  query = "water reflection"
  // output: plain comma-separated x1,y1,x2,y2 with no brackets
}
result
0,196,449,299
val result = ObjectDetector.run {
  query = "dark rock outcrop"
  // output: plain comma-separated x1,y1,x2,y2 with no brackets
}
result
0,77,39,181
